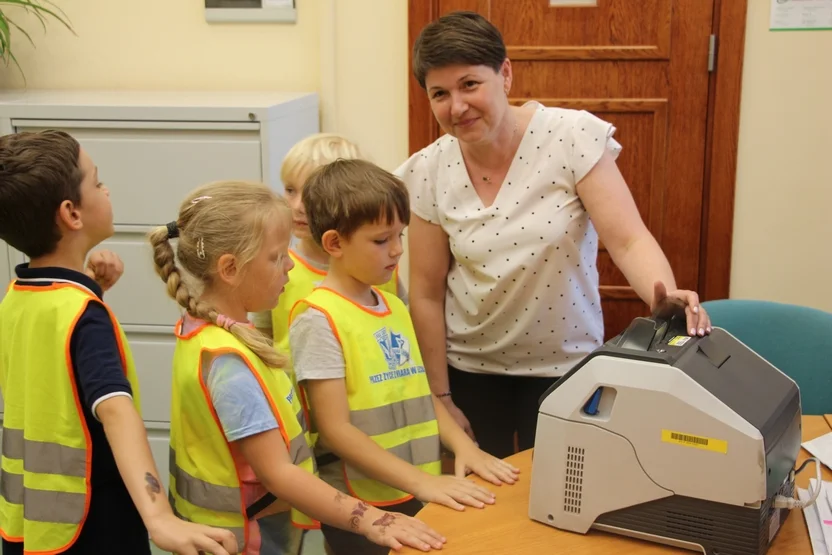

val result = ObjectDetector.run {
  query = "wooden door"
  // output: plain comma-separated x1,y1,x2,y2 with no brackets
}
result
409,0,716,341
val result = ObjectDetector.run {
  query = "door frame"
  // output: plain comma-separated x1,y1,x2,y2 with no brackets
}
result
406,0,747,302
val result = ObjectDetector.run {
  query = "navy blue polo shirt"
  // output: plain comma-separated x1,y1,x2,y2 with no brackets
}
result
1,264,150,555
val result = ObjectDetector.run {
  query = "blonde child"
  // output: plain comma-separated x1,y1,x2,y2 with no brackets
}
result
0,130,236,555
288,159,520,555
250,133,405,352
149,180,444,555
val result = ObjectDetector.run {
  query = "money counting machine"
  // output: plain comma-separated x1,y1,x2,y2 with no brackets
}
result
529,303,809,555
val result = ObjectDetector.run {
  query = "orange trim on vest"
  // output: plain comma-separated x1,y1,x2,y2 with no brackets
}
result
52,297,94,555
195,346,251,550
299,287,392,317
289,248,327,277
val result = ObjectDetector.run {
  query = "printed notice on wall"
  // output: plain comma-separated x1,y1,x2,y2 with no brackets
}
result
770,0,832,31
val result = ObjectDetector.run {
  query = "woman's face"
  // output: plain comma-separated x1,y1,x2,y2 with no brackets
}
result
425,60,512,145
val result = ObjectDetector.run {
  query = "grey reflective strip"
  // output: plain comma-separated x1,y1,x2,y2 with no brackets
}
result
346,435,439,481
296,408,308,434
349,395,436,438
289,434,313,466
2,426,86,478
2,428,23,459
24,489,86,525
173,496,245,549
170,448,241,514
0,469,23,504
0,469,86,524
25,440,86,478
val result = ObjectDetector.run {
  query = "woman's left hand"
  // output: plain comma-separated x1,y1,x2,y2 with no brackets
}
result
454,446,520,487
652,281,711,337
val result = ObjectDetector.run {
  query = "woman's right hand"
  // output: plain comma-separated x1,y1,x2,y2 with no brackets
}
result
440,397,475,441
361,507,446,552
413,474,496,511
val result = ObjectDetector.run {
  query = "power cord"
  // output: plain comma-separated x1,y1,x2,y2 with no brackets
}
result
773,457,822,509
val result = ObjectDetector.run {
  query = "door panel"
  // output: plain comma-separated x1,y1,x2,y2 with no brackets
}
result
493,0,671,58
410,0,714,340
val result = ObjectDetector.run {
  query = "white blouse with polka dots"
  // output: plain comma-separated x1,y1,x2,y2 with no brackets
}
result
396,101,622,378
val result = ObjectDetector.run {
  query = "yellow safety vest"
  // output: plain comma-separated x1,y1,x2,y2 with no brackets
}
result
271,249,399,356
290,288,441,506
0,281,142,554
168,321,319,551
271,250,399,446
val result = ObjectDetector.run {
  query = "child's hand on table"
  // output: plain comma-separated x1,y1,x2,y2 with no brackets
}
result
454,445,520,487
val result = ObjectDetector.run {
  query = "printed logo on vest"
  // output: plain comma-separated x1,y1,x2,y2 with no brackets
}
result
374,326,411,370
369,327,425,385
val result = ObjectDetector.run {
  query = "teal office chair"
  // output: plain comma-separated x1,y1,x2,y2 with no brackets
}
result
701,299,832,415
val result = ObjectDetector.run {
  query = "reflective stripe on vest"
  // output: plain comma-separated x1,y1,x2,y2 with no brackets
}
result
0,282,142,552
289,287,441,505
169,321,319,551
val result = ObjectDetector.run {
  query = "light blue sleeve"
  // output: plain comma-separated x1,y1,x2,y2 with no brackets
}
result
206,353,278,443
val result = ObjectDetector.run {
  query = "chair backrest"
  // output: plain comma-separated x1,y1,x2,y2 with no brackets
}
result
701,299,832,415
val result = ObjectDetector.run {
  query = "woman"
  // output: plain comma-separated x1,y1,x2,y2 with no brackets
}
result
395,11,711,459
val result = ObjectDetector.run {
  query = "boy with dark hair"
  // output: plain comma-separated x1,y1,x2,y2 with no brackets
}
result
288,159,519,555
0,130,237,555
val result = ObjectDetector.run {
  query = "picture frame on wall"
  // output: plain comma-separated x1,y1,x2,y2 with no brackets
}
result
205,0,297,23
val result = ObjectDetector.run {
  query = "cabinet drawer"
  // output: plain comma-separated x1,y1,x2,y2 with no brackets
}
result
100,230,181,327
13,122,263,225
126,329,177,424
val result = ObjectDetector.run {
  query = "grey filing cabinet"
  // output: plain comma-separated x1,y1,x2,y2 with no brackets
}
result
0,90,319,553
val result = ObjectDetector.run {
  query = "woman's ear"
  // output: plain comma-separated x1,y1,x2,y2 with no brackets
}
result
501,58,513,94
321,230,343,259
215,253,239,285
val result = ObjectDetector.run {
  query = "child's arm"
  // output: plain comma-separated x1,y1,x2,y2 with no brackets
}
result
290,307,495,511
236,428,445,552
97,398,238,555
431,396,520,486
306,378,494,511
73,302,237,555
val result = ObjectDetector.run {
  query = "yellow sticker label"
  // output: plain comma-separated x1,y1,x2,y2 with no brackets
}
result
668,335,692,346
661,430,728,454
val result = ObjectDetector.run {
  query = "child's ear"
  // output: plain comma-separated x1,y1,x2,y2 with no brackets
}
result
216,253,240,285
321,230,342,258
56,200,83,232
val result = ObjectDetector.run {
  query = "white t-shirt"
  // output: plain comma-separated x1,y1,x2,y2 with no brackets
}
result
395,101,622,378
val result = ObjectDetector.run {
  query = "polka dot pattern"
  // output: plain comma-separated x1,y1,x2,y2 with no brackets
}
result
395,102,622,378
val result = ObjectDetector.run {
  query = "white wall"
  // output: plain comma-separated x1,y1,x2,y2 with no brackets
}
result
730,2,832,311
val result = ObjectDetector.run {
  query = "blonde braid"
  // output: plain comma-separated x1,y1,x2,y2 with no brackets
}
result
148,182,291,370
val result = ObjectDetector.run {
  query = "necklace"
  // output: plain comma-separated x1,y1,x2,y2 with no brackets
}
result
480,121,519,183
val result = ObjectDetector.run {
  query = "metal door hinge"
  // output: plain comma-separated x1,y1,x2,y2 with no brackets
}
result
708,34,717,72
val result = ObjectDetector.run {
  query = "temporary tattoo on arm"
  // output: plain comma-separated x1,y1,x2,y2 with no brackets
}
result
349,500,369,530
334,492,348,505
372,512,396,532
145,472,162,501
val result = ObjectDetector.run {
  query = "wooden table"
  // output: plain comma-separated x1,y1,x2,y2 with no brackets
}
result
397,415,831,554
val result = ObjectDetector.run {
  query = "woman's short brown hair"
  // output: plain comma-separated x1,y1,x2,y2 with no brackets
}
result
412,11,506,89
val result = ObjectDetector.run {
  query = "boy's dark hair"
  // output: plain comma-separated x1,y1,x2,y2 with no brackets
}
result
412,10,507,89
0,130,83,258
302,159,410,246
